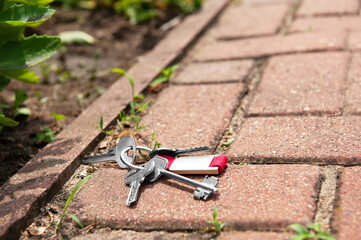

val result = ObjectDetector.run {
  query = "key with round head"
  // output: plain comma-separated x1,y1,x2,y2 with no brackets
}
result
125,159,155,207
82,136,149,168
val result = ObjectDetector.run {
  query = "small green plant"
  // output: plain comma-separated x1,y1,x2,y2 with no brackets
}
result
287,223,335,240
207,207,224,235
56,175,91,231
96,116,114,135
112,68,151,132
150,64,178,86
114,0,158,24
33,127,56,143
145,132,161,150
222,137,234,147
51,112,66,121
0,90,30,133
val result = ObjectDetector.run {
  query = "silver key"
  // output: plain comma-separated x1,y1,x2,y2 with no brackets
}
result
82,147,115,164
194,176,219,200
125,159,155,207
83,136,146,168
122,154,218,200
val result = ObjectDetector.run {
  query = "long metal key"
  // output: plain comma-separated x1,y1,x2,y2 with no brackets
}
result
82,147,115,164
122,153,218,198
125,159,155,207
148,146,211,158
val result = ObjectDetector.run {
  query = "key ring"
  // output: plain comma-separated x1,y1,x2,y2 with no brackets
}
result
119,146,152,170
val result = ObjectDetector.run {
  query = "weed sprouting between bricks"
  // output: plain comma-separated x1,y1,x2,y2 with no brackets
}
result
286,222,335,240
111,68,151,132
56,175,91,232
207,207,225,235
150,64,179,87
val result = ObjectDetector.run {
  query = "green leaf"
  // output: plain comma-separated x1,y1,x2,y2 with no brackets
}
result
7,0,54,6
16,107,30,116
56,175,91,230
66,214,84,228
0,114,19,126
0,26,24,46
0,35,61,70
213,208,218,221
111,68,126,76
308,222,321,232
127,75,134,89
0,75,11,91
14,89,28,109
59,31,95,45
51,111,66,121
150,76,167,86
100,116,103,129
313,232,336,240
290,234,308,240
63,176,91,216
136,99,151,112
289,224,309,235
0,4,55,27
0,69,38,83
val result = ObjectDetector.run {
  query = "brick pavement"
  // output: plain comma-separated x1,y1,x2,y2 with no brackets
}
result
3,0,361,239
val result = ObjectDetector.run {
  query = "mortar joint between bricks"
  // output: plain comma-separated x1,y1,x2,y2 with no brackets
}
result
213,58,269,156
278,0,303,35
341,48,353,116
313,165,342,233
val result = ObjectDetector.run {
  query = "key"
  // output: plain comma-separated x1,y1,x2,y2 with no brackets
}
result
82,136,139,169
135,156,219,199
125,159,155,207
194,176,219,200
82,147,115,164
148,146,211,158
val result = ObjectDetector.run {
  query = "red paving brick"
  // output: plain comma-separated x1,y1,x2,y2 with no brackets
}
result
348,31,361,51
228,117,361,165
218,231,293,240
290,16,361,33
173,60,254,84
345,53,361,115
70,165,321,231
216,4,289,39
243,0,295,5
333,167,361,240
195,32,345,61
296,0,360,17
140,83,245,148
247,52,350,116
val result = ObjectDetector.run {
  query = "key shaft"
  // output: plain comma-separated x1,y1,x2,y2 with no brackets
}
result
160,169,218,193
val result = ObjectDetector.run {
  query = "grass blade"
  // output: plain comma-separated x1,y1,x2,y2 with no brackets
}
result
66,213,84,228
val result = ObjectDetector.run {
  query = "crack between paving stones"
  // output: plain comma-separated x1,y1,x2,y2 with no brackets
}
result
214,58,269,155
277,0,302,35
341,49,355,116
313,166,341,233
329,167,345,237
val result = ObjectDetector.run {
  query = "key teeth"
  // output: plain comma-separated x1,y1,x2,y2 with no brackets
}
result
193,176,219,201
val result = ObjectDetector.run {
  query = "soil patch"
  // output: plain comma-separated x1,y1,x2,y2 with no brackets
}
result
0,6,178,186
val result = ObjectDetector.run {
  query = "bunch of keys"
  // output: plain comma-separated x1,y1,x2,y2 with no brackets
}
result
83,136,228,207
